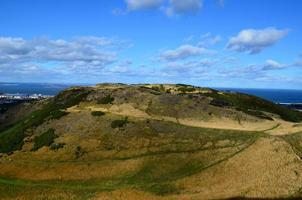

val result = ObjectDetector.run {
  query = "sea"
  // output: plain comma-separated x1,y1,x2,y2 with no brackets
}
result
0,83,301,104
216,88,302,104
0,83,76,96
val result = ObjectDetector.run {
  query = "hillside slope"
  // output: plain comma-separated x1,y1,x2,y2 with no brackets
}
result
0,84,302,199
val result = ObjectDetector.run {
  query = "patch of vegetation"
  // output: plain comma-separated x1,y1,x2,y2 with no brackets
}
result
97,95,114,104
151,86,160,91
0,87,91,153
50,142,65,151
177,86,196,93
204,91,302,122
210,98,232,107
176,83,193,87
49,110,69,120
111,117,129,129
145,183,180,196
74,146,87,159
91,111,105,117
31,129,58,151
159,84,165,92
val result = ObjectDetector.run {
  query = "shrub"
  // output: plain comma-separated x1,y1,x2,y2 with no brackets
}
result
97,95,114,104
50,143,65,151
91,111,105,117
159,84,165,92
111,117,129,128
210,99,231,107
49,110,69,120
31,129,58,151
151,86,160,92
177,86,196,93
75,146,87,159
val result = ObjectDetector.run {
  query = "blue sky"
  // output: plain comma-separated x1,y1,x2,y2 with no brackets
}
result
0,0,302,89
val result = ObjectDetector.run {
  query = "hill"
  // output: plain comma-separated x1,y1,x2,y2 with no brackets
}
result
0,84,302,199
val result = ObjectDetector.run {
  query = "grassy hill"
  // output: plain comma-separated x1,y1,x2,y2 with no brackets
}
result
0,84,302,199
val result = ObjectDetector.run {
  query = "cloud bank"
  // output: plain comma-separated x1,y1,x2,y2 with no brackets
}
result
0,36,131,82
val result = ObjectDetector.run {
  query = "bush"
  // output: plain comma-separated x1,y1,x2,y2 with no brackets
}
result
177,86,196,93
111,117,129,128
50,143,65,151
151,86,160,92
91,111,105,117
31,129,58,151
75,146,87,159
159,84,165,92
210,99,232,107
97,95,114,104
49,110,69,120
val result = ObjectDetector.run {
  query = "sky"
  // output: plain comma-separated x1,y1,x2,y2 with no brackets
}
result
0,0,302,89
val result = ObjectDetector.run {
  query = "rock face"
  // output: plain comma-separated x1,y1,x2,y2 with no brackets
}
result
1,83,302,200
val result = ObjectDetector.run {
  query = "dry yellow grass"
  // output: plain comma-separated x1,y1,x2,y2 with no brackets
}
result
175,137,302,199
265,119,302,135
68,103,302,135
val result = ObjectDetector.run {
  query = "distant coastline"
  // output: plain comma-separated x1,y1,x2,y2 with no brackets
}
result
0,83,301,105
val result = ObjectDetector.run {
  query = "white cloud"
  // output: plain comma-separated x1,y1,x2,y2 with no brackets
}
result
262,59,287,70
198,33,221,47
220,58,298,81
227,28,289,54
163,59,214,74
125,0,164,10
165,0,203,16
159,44,214,61
121,0,203,16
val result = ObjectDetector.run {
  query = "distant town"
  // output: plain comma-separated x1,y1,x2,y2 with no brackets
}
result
0,93,53,105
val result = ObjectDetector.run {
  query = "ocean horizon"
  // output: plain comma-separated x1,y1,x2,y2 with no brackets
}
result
0,82,301,104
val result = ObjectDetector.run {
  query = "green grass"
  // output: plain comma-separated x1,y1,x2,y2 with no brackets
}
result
31,129,58,151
